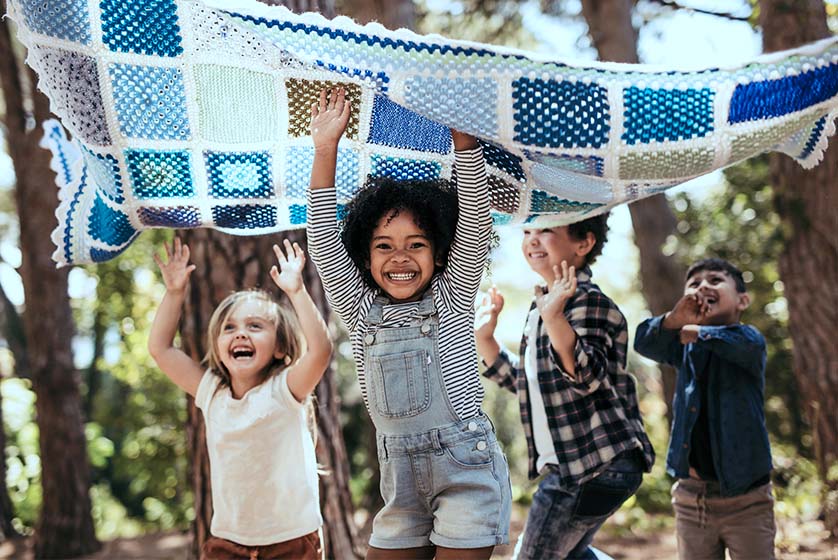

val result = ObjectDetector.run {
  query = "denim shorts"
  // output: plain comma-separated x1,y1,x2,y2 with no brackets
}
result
369,415,512,549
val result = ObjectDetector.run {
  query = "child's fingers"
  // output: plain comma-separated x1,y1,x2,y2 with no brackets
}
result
152,251,164,267
181,243,190,262
269,265,280,282
273,243,286,264
327,88,336,109
319,88,327,110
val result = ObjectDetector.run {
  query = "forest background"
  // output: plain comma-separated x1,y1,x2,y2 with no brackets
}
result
0,0,836,558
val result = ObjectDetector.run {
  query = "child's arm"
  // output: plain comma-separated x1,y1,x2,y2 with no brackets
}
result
269,240,333,401
148,239,204,397
537,261,580,375
306,87,369,327
633,315,683,366
474,287,519,393
310,87,350,191
439,129,491,310
682,324,766,376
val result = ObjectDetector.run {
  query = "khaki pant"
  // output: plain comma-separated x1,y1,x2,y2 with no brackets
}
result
672,479,776,560
202,531,322,560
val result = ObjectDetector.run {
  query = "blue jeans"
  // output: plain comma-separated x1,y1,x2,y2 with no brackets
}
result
515,452,644,559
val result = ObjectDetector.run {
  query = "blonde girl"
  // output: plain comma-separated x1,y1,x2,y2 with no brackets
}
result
148,238,332,560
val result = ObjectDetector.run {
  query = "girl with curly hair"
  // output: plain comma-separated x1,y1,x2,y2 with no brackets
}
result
306,88,510,559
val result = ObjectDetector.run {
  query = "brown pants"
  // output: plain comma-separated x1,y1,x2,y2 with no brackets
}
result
202,531,322,560
672,479,776,560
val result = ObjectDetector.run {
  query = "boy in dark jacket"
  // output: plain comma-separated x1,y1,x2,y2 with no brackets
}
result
634,258,775,560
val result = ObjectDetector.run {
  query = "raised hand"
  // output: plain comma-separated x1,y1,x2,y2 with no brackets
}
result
664,293,709,330
475,286,505,341
311,87,350,151
270,239,306,295
451,129,478,151
153,238,196,293
536,261,577,319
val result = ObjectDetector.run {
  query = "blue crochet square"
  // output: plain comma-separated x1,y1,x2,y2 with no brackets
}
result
512,78,609,149
109,64,190,140
212,205,277,229
480,141,525,181
368,95,451,154
100,0,183,57
285,147,359,200
529,190,602,214
370,155,442,181
126,149,194,199
622,87,714,145
91,246,133,262
19,0,91,44
82,148,124,203
404,77,499,138
88,194,135,246
138,206,201,227
206,151,272,199
289,204,307,225
729,62,838,123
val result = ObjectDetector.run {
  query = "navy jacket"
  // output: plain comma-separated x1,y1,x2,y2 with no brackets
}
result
634,316,772,496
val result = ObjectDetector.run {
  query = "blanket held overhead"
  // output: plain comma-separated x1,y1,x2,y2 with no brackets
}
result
7,0,838,265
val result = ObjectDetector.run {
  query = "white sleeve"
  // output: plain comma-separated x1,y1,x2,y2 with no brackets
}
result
194,370,219,412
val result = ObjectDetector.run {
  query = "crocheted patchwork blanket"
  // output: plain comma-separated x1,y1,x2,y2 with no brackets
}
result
7,0,838,265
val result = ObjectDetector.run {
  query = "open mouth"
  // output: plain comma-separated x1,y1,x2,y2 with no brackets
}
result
527,251,547,259
387,271,417,282
230,347,254,359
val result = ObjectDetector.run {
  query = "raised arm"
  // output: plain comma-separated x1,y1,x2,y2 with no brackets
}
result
310,87,350,191
439,129,491,310
269,240,333,401
306,87,369,326
148,239,205,397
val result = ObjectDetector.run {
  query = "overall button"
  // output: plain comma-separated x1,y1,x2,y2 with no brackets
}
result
467,421,478,432
420,323,431,334
364,334,375,344
476,441,488,451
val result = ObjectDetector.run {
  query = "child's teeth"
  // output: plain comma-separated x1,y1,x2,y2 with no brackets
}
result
390,272,415,280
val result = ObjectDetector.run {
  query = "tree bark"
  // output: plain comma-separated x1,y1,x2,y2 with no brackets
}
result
580,0,685,422
341,0,416,29
0,283,24,540
0,2,100,556
759,0,837,537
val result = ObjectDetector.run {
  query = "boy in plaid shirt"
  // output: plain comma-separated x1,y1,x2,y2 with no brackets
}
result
476,213,654,559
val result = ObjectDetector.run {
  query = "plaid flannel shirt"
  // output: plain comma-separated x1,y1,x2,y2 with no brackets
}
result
483,267,655,485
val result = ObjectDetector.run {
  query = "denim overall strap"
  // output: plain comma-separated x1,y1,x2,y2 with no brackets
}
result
363,290,459,436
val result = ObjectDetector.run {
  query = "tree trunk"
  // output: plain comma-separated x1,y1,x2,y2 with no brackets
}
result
342,0,416,29
0,3,100,556
580,0,685,422
759,0,837,537
0,285,24,540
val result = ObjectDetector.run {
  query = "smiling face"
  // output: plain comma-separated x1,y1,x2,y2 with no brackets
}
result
215,298,284,380
521,226,593,283
367,209,439,303
684,269,750,325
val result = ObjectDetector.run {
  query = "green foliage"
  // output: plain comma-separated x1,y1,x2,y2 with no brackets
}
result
3,377,39,534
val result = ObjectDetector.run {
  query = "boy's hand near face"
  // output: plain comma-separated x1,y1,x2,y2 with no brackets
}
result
663,292,709,330
450,129,478,151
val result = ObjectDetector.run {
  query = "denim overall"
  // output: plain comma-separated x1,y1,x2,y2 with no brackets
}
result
364,291,511,549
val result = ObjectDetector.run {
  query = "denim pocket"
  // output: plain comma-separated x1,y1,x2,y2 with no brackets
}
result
572,471,642,518
444,438,494,469
369,349,431,418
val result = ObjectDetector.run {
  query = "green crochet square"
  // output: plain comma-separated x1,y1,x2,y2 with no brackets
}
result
619,147,715,180
195,65,279,143
728,114,818,164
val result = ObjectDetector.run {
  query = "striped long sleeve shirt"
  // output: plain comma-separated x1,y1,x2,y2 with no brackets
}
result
307,148,491,420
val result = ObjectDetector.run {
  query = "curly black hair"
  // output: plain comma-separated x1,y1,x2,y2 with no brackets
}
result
340,176,459,290
567,212,610,266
